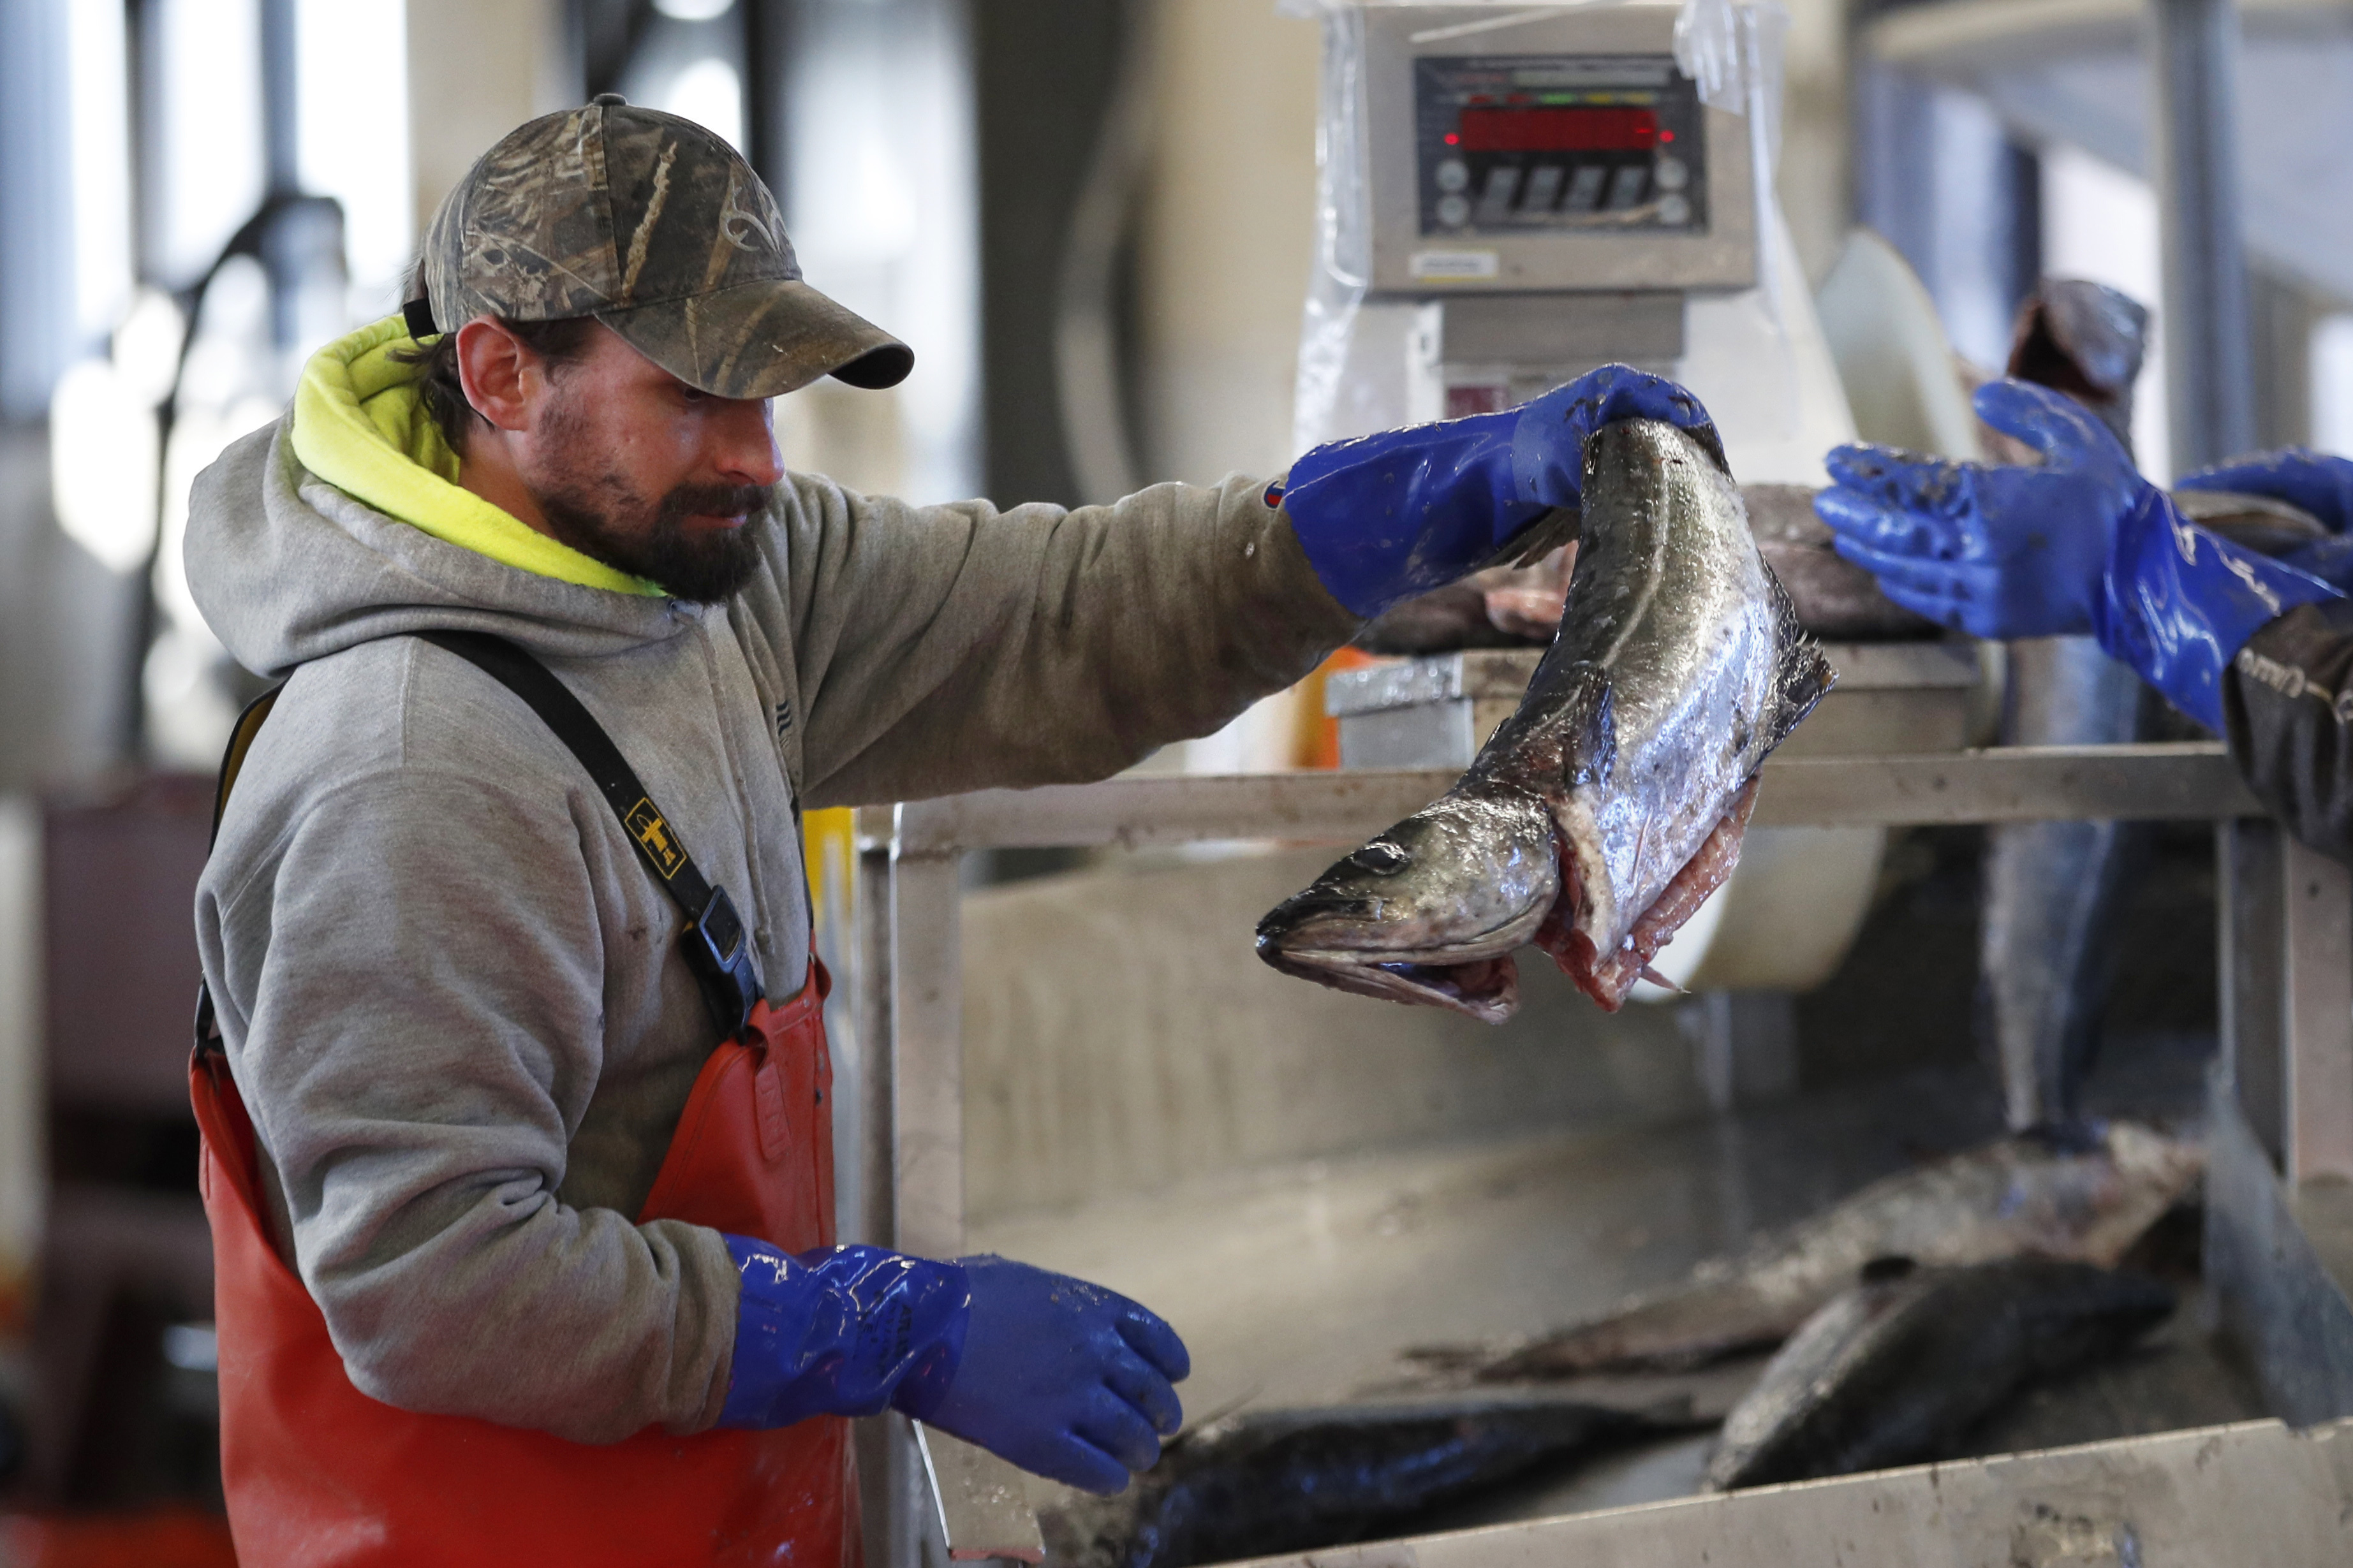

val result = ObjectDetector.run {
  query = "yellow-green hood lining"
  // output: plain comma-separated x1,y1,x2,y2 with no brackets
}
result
290,316,663,597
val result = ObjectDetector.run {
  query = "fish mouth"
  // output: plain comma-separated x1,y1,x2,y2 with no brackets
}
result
1257,945,1525,1025
1256,891,1553,1025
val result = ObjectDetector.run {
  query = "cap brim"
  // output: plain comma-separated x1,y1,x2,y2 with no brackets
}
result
598,276,913,399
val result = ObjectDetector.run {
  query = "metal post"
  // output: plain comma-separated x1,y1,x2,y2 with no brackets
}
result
890,839,965,1259
2150,0,2256,473
2219,819,2288,1168
851,807,897,1250
2280,836,2353,1183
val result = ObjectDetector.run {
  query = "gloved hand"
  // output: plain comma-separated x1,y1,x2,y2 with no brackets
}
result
1813,378,2143,641
718,1240,1187,1496
2177,446,2353,590
904,1255,1188,1496
1816,379,2342,731
2178,447,2353,534
1275,364,1715,617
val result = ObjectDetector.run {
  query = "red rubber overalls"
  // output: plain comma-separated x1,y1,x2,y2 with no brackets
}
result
191,960,859,1567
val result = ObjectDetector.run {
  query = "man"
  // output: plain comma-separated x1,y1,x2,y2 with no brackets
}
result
1814,377,2353,861
184,98,1713,1565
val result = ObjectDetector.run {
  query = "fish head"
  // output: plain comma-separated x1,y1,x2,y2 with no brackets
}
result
1254,791,1561,1024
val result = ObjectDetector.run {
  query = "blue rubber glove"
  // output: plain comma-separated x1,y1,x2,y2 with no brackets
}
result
2178,447,2353,590
1813,379,2139,641
1274,364,1715,617
1817,379,2341,731
901,1254,1190,1496
2179,447,2353,534
719,1240,1188,1495
718,1240,970,1428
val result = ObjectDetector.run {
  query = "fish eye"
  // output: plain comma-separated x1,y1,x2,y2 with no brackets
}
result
1350,840,1411,875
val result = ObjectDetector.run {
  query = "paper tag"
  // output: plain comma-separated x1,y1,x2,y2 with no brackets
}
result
1410,248,1500,280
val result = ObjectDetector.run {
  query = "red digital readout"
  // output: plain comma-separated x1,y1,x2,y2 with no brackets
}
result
1456,106,1658,153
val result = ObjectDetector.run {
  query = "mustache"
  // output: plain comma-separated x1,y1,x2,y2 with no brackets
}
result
656,482,769,524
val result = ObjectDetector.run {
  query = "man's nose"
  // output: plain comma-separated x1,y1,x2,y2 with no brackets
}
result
713,397,784,489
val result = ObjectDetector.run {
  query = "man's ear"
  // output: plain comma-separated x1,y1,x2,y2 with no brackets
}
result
453,319,541,434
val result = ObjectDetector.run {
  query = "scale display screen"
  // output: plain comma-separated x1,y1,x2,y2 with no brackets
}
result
1456,106,1659,154
1415,55,1704,237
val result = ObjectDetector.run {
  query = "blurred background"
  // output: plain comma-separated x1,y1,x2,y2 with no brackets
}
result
1,0,2351,1557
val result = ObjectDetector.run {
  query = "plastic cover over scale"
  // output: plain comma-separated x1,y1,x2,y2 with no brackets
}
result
1286,0,1882,998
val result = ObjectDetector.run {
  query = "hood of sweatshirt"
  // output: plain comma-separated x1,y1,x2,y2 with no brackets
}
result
186,314,697,678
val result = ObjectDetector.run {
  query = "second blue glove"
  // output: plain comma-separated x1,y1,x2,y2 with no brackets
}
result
718,1240,1188,1497
904,1254,1189,1496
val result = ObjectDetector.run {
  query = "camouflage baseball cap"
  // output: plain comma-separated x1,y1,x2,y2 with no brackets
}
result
406,96,911,397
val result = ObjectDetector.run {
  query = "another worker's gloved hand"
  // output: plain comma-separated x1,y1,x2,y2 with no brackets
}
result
2177,446,2353,590
1814,379,2141,641
718,1241,1187,1496
902,1255,1189,1496
2178,447,2353,534
1815,379,2342,731
1274,363,1715,617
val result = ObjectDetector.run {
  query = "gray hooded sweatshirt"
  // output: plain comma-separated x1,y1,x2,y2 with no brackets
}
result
187,397,1355,1444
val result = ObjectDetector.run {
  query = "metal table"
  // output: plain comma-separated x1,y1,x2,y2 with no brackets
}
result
850,743,2353,1565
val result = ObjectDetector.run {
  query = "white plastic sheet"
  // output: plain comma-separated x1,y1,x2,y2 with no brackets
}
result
1283,1,1801,458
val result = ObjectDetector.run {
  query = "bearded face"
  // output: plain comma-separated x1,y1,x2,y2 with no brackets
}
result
525,378,769,604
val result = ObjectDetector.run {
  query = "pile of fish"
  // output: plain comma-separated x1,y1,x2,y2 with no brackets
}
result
1044,1125,2202,1565
1415,1120,2201,1379
1256,418,1834,1018
1038,1397,1656,1568
1702,1255,2174,1491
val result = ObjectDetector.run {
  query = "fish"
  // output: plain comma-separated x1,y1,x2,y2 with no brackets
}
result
2172,487,2331,557
1359,482,1936,652
1413,1120,2201,1381
1702,1256,2175,1491
1037,1397,1651,1568
1352,579,1532,655
1743,483,1939,641
1979,278,2157,1136
1256,418,1834,1018
1995,279,2149,453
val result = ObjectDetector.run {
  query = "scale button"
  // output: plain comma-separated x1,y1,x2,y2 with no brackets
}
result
1655,156,1690,191
1435,158,1470,193
1657,193,1691,226
1520,164,1565,215
1474,166,1523,226
1436,193,1472,228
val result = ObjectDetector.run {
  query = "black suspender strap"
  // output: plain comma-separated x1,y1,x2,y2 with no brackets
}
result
417,632,715,910
196,632,768,1065
196,683,290,1061
415,630,765,1035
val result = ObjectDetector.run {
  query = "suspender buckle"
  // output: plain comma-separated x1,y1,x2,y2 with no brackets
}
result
682,886,762,1041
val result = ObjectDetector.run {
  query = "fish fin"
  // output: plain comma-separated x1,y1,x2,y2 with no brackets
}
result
1757,559,1838,751
1637,963,1683,992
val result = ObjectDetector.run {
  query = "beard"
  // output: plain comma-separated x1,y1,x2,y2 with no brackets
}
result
528,397,767,604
